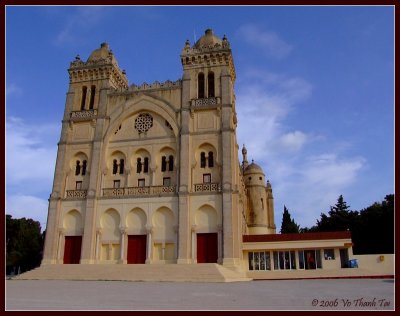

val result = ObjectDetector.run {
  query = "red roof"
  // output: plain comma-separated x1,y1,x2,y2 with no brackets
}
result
243,231,352,243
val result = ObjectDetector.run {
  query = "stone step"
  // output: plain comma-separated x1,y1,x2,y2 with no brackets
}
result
13,264,252,283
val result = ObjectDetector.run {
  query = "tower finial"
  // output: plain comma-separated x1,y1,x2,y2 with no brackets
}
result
242,144,249,171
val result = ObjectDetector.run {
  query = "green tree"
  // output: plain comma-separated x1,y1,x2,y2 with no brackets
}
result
316,195,359,232
352,194,394,254
6,215,43,274
280,205,300,233
302,194,394,254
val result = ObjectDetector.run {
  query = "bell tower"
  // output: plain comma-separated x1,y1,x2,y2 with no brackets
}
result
42,43,128,264
179,29,242,266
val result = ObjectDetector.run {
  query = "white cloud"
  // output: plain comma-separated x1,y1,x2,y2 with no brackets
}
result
237,24,293,59
6,117,59,189
302,154,365,188
6,83,22,97
279,131,308,152
236,69,313,160
235,68,366,228
54,7,106,45
6,194,49,230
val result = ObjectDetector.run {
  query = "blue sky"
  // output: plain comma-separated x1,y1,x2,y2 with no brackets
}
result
6,6,394,230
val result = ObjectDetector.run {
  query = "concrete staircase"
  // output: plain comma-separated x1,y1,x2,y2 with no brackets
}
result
13,263,252,283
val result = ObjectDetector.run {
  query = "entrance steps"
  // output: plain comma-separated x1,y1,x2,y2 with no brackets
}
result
13,263,252,283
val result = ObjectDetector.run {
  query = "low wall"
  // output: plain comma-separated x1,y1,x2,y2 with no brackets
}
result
352,254,394,276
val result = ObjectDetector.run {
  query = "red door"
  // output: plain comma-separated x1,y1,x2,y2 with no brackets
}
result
63,236,82,264
127,235,147,264
197,233,218,263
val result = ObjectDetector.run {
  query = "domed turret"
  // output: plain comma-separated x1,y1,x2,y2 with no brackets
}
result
244,160,264,174
243,160,276,235
87,42,115,63
194,29,222,49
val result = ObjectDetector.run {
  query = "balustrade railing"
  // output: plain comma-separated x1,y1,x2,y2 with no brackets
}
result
70,109,97,120
66,190,87,199
191,97,220,107
194,183,221,192
102,185,176,198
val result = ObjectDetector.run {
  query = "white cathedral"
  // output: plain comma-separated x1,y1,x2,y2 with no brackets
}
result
42,29,275,267
32,29,361,281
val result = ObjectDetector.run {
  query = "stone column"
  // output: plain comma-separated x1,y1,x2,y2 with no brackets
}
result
57,228,65,263
145,225,153,264
42,197,62,265
217,224,223,264
191,225,197,263
95,228,102,262
220,65,240,267
108,243,112,261
177,69,192,264
173,225,179,261
119,227,127,263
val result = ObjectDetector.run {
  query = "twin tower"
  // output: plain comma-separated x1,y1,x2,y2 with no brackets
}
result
42,29,275,268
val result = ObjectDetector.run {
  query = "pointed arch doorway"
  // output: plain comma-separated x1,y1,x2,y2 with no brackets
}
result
196,233,218,263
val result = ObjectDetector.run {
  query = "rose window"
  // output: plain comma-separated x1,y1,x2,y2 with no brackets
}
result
134,113,153,134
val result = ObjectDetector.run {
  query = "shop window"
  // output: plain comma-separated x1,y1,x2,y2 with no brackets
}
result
273,251,296,270
248,251,271,271
324,249,335,260
300,250,322,270
298,250,305,269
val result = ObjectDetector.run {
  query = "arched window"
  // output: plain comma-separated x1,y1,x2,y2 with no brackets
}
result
119,159,124,174
112,159,118,175
200,152,206,168
89,85,96,110
208,72,215,97
75,161,81,176
82,160,87,176
137,158,142,174
161,156,167,172
208,152,214,168
198,73,205,99
80,86,87,110
168,155,174,171
144,157,149,173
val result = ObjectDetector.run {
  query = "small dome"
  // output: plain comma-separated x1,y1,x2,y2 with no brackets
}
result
244,160,265,175
194,29,222,48
87,42,112,62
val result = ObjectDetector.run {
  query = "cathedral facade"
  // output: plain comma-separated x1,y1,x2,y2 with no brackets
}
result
42,29,277,268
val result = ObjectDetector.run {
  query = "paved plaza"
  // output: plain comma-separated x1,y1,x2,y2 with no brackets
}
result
6,278,394,310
